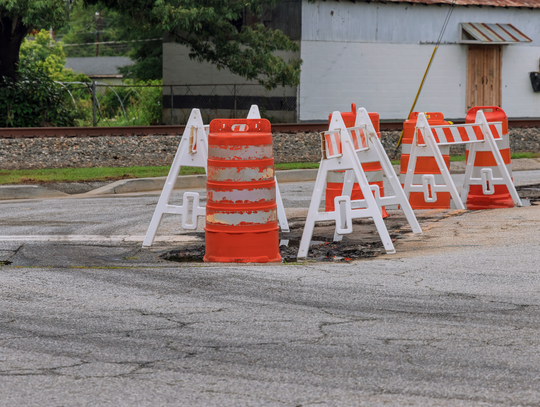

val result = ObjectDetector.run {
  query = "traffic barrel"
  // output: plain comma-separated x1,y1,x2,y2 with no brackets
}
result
400,112,451,209
464,106,513,209
325,104,388,217
204,118,281,263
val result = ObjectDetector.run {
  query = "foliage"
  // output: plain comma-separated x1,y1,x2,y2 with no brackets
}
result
57,2,163,80
0,0,69,29
0,64,77,127
0,0,71,80
56,3,128,57
73,80,163,126
121,80,163,125
84,0,301,89
20,29,90,82
117,32,163,81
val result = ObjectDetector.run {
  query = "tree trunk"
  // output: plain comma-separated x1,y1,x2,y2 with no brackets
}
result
0,14,30,81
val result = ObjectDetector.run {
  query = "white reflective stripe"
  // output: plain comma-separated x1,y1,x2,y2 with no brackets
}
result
327,170,382,183
208,166,274,182
208,187,275,203
347,126,368,151
400,173,446,184
207,209,277,225
327,171,346,183
430,124,482,144
471,163,512,178
323,130,342,158
489,123,504,139
498,134,510,149
208,145,273,160
402,144,450,156
427,122,503,145
366,171,383,182
401,144,412,155
466,135,510,152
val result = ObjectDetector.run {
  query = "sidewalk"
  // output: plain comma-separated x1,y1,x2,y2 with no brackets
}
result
1,158,540,201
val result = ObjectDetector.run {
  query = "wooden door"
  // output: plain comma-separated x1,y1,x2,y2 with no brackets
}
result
466,45,502,110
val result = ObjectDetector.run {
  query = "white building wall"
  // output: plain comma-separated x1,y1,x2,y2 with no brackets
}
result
300,0,540,120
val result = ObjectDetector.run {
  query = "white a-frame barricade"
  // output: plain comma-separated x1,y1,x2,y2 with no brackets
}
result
333,108,422,242
143,105,289,247
297,110,422,260
403,111,522,209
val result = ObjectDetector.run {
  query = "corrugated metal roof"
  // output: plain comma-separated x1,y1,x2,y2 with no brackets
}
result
460,23,532,43
357,0,540,8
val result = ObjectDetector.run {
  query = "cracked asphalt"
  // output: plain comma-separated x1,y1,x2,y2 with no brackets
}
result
1,179,540,406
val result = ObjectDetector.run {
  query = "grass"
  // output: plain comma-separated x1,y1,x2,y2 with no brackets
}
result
0,162,319,185
450,152,540,162
1,153,538,185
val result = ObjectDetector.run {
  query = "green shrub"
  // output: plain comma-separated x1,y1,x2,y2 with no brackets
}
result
0,64,77,127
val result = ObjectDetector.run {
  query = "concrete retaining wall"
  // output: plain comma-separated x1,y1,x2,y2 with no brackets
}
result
1,128,539,170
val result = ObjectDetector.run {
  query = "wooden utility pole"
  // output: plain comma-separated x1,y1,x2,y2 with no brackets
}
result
95,11,101,57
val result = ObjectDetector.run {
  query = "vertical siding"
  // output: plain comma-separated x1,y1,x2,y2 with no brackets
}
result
302,1,540,44
300,0,540,120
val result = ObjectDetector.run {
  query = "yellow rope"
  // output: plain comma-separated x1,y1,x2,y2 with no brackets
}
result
396,45,438,149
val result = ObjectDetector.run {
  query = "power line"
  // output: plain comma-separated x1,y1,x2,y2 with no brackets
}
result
62,38,162,47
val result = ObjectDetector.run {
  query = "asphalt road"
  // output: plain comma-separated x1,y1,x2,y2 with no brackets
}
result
1,175,540,406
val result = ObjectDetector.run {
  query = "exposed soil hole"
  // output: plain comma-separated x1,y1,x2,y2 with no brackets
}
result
161,246,205,263
0,261,12,267
160,237,390,263
160,210,463,264
517,183,540,205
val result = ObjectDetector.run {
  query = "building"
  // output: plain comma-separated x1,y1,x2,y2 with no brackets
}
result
65,56,134,86
163,0,540,122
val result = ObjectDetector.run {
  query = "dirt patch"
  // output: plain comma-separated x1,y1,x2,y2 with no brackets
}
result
160,209,462,263
517,183,540,205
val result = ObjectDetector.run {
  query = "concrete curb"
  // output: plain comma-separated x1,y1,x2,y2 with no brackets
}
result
0,185,68,200
0,169,321,200
84,169,321,195
2,159,540,200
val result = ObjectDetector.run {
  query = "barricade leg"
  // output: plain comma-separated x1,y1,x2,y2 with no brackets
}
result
143,139,192,247
275,176,290,232
143,109,207,247
247,104,289,232
368,130,422,235
346,145,395,254
297,161,329,260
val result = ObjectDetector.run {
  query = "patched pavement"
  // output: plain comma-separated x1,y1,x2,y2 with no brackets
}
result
0,178,540,406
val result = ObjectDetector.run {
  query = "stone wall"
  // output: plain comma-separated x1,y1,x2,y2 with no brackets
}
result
1,128,539,170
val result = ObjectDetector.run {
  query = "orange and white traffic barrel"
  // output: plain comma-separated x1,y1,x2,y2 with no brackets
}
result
400,112,451,209
464,106,513,209
204,118,281,263
325,104,388,217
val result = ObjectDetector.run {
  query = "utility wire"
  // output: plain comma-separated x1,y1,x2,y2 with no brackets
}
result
62,38,162,47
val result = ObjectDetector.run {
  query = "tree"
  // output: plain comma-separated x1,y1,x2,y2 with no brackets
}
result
0,63,77,127
57,2,163,80
83,0,301,89
0,0,69,81
20,29,90,81
56,3,128,57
